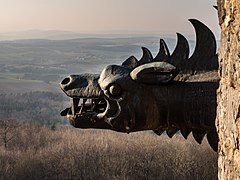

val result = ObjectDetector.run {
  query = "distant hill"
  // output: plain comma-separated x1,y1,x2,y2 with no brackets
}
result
0,36,197,94
0,30,181,41
0,30,94,41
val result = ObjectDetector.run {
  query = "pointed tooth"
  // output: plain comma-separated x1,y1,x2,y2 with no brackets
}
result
125,126,130,133
207,130,218,152
92,99,99,111
79,98,87,114
90,99,96,111
192,129,205,144
180,128,191,139
70,98,74,113
138,47,153,66
91,99,93,107
166,127,178,138
154,39,170,62
60,108,70,116
70,98,79,115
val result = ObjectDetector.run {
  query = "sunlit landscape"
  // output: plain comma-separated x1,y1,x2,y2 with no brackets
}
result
0,0,219,179
0,36,218,179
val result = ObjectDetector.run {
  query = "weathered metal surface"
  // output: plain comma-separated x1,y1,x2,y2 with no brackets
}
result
60,19,219,151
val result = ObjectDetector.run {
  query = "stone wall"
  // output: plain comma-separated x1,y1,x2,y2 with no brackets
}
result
217,0,240,179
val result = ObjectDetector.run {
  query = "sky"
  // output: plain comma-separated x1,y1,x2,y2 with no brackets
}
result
0,0,219,36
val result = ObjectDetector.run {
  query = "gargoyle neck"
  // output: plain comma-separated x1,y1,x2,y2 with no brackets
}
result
150,81,218,131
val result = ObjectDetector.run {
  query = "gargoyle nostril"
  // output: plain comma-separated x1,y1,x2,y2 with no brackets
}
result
61,77,71,85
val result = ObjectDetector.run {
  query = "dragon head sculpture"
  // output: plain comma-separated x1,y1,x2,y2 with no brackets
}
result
60,19,219,151
60,60,178,132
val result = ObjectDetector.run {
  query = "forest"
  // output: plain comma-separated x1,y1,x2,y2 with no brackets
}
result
0,91,66,126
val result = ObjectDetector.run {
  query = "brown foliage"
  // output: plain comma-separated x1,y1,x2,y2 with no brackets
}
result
0,122,217,180
0,119,20,149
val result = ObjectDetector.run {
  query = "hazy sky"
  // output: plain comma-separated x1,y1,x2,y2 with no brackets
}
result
0,0,219,35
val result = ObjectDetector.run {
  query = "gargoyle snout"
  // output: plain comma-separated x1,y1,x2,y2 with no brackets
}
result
59,74,103,98
61,76,71,85
59,75,75,91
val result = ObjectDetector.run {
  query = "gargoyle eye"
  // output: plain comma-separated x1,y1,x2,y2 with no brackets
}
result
109,83,122,97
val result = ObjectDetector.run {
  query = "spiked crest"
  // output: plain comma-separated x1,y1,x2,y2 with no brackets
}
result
122,19,218,73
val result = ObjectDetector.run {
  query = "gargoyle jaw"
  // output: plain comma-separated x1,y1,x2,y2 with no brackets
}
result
60,97,113,129
59,74,112,129
59,74,124,130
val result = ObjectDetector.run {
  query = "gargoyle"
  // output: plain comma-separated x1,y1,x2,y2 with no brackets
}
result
60,19,219,151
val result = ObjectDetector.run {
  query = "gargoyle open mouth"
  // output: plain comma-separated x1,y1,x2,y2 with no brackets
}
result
60,98,107,120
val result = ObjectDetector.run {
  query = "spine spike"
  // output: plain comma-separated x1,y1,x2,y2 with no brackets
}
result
207,130,218,152
188,19,218,72
170,33,190,71
122,56,138,69
138,47,153,66
154,39,170,62
153,129,164,136
180,128,191,139
166,127,178,138
192,129,206,144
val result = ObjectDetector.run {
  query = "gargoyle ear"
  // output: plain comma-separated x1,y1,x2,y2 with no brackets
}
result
130,62,179,84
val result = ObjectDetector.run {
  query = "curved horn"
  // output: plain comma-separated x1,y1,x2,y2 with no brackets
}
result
170,33,190,70
154,39,170,62
138,47,153,66
188,19,217,72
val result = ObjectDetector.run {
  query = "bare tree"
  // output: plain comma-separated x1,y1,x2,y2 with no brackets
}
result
0,118,19,149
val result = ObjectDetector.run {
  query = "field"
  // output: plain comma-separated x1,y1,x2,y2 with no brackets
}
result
0,120,217,180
